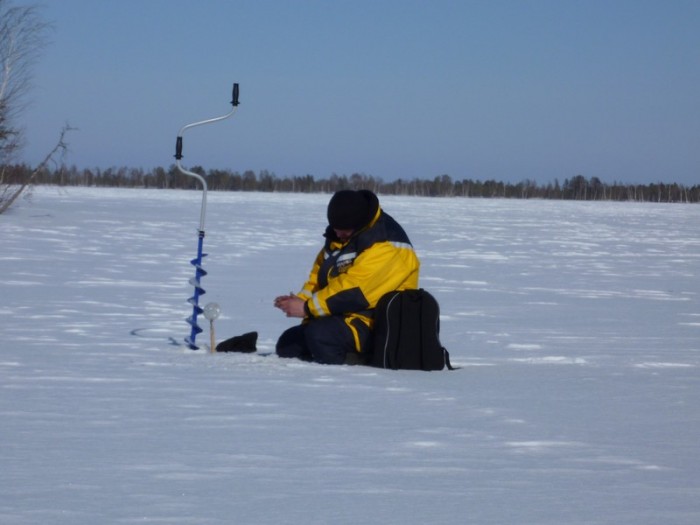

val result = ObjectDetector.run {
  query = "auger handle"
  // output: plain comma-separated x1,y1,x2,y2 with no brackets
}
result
175,82,240,230
232,83,240,107
175,136,183,160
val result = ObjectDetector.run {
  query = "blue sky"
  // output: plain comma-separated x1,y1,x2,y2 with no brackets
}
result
16,0,700,185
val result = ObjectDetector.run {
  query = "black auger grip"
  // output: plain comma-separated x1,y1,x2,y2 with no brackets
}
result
232,83,240,107
175,136,183,160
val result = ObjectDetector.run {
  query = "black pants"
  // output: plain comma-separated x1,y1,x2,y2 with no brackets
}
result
276,316,370,365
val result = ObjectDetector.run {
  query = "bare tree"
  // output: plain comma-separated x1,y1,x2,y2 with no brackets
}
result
0,124,71,214
0,0,67,214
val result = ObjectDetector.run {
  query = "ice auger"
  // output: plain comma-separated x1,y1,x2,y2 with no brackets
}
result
175,83,240,349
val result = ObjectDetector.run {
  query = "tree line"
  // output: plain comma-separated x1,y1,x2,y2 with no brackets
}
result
2,163,699,203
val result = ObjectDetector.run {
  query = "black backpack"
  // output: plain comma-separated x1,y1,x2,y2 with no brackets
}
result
370,289,454,371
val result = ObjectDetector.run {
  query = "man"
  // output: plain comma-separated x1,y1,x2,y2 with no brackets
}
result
274,189,420,364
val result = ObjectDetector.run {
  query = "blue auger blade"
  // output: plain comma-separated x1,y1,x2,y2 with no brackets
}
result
187,303,204,317
186,282,205,349
187,297,205,312
185,313,204,350
189,265,208,276
186,315,204,331
185,232,208,350
188,277,207,292
190,252,208,267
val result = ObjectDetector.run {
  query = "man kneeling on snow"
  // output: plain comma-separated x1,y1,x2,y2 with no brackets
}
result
274,189,420,365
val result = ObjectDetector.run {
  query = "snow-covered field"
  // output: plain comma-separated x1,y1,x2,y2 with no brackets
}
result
1,187,699,524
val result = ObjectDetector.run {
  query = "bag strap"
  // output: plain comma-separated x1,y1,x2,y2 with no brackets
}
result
443,347,457,370
428,289,457,371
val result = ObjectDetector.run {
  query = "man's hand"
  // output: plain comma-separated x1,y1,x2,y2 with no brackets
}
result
274,294,306,318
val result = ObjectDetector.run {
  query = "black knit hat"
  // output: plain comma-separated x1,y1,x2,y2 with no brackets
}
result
327,190,371,230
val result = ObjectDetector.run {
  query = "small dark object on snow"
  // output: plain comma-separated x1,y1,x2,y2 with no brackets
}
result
216,331,258,353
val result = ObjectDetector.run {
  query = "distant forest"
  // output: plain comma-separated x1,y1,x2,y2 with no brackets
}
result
4,163,699,202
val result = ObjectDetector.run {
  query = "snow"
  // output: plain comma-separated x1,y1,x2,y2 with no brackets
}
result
1,187,699,524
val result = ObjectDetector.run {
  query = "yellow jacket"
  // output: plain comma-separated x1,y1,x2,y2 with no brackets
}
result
296,201,420,350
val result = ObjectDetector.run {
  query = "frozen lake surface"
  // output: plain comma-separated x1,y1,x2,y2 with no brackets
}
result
1,187,699,524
